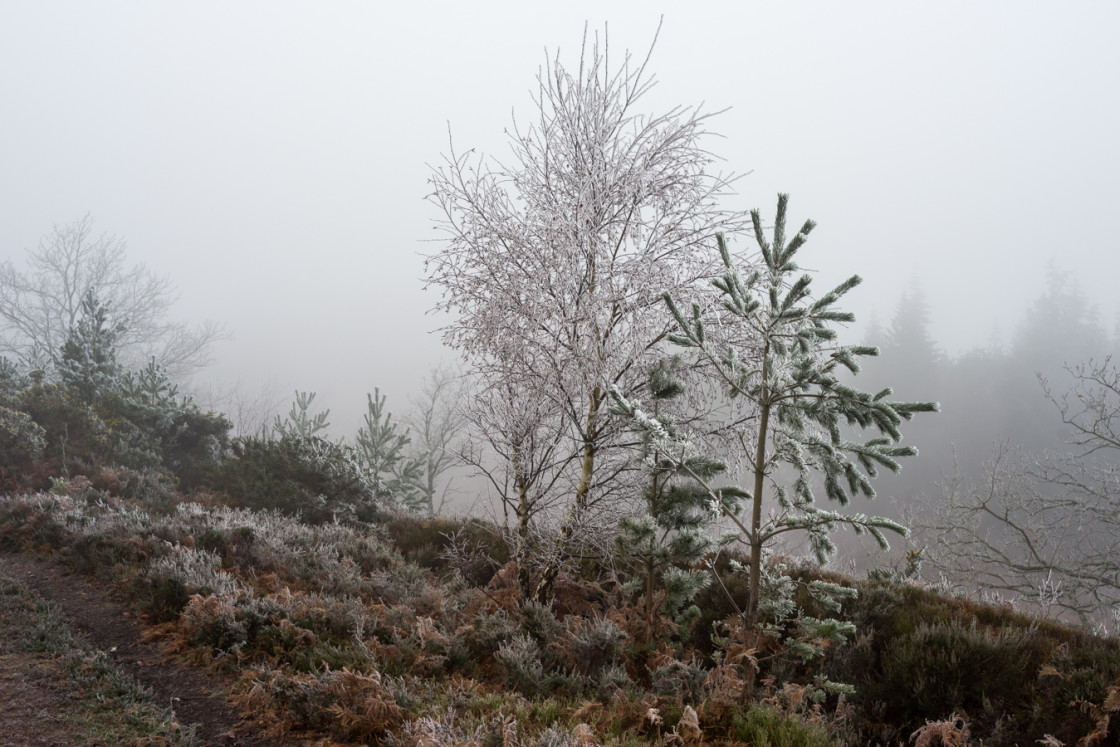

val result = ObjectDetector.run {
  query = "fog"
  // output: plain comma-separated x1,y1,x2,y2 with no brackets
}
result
3,1,1119,442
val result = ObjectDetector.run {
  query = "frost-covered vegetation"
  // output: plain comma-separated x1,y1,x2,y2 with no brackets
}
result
1,490,1119,744
4,23,1120,747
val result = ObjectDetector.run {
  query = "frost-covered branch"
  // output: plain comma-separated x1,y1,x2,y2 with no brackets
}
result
425,24,746,603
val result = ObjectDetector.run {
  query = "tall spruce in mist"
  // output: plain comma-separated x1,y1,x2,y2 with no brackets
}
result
1013,264,1105,372
859,284,947,503
611,357,722,638
615,195,938,626
1004,265,1107,451
882,285,942,386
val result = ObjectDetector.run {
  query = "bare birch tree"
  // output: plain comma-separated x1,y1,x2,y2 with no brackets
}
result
458,375,576,596
426,24,744,602
404,365,467,513
0,215,225,380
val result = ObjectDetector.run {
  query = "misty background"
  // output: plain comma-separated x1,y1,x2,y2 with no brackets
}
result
3,2,1119,514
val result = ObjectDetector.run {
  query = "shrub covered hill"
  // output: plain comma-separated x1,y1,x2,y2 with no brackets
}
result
0,248,1116,744
0,486,1117,746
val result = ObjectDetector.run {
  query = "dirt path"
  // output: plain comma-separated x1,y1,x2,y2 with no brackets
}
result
0,551,278,746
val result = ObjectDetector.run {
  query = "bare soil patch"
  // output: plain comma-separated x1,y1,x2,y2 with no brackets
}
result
0,551,279,746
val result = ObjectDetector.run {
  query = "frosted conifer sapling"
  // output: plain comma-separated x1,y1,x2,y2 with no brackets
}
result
613,194,938,626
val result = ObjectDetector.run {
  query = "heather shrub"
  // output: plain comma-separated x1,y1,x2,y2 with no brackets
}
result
61,531,153,576
384,514,507,585
464,608,521,664
110,464,179,504
177,590,378,674
730,704,836,746
519,598,565,648
179,593,257,658
1031,642,1120,743
690,549,755,651
387,707,584,747
840,618,1031,733
562,614,628,678
385,708,487,746
194,524,256,566
497,634,546,696
0,493,88,552
136,545,241,621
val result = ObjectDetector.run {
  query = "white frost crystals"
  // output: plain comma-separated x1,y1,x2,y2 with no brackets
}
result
424,24,745,601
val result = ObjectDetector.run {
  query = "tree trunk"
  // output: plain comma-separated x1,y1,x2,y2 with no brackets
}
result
534,386,602,605
646,428,662,639
512,444,533,599
746,345,771,628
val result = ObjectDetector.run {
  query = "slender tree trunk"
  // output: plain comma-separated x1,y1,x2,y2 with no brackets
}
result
512,444,533,599
645,398,662,638
746,345,771,628
572,385,603,512
645,472,659,639
535,386,602,604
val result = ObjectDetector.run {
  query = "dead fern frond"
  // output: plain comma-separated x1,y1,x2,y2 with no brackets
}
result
676,705,702,745
1075,684,1120,746
572,722,599,746
910,712,971,747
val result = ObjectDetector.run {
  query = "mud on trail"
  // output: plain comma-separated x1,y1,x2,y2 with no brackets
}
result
0,551,280,746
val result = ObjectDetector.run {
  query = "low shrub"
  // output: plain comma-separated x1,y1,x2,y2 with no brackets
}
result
384,514,508,584
730,704,837,747
204,434,379,524
240,665,406,742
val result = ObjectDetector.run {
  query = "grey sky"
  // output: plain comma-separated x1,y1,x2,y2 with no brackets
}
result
3,2,1118,435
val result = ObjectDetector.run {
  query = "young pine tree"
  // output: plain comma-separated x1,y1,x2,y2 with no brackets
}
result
58,291,124,404
611,357,723,639
355,389,424,511
614,194,937,628
273,391,330,439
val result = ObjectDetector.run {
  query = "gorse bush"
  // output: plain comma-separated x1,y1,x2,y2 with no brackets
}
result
204,433,378,524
